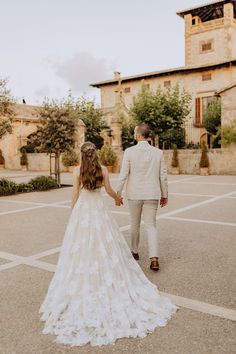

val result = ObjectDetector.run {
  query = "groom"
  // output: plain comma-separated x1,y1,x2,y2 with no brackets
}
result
116,122,168,271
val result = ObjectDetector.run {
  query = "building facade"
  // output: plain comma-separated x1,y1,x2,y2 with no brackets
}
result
0,104,85,170
91,0,236,146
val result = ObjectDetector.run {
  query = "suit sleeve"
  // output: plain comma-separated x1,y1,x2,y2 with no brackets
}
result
116,149,130,196
159,151,168,198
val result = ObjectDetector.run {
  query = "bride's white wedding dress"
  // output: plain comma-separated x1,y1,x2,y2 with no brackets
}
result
39,187,177,347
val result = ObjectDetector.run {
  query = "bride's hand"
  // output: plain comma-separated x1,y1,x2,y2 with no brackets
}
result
115,194,123,206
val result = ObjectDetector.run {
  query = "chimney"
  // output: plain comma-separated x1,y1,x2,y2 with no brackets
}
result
114,71,121,81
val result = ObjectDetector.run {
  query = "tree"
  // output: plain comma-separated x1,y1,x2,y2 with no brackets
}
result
130,84,191,148
171,144,179,168
0,78,15,140
75,98,108,149
217,120,236,146
33,96,79,186
203,97,221,147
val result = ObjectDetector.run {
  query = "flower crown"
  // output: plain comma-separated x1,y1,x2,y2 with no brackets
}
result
81,143,96,155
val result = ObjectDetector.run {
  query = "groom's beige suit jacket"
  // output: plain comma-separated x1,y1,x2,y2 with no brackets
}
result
116,141,168,200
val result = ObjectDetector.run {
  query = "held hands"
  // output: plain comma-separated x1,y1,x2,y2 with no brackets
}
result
115,194,123,206
160,197,168,208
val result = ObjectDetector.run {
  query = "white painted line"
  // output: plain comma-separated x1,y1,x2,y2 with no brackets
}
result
0,205,47,216
161,292,236,322
28,246,61,260
0,251,56,272
157,190,236,220
1,249,235,322
168,176,203,184
0,199,48,206
0,199,72,216
0,261,22,271
169,192,216,198
119,190,236,231
170,192,236,199
184,181,236,186
165,216,236,227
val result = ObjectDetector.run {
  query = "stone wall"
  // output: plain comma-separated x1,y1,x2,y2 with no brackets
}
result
1,153,68,172
219,85,236,125
163,146,236,175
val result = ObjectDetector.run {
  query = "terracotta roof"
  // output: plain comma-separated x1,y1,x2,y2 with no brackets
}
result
90,60,236,88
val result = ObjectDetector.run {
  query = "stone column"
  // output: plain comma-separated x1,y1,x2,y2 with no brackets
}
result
224,2,234,61
184,14,192,66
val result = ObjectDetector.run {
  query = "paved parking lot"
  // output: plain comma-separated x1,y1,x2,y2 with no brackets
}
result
0,171,236,354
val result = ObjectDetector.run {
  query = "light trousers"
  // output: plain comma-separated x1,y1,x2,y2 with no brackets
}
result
128,199,159,258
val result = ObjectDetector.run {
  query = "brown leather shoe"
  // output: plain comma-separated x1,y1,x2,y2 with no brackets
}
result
150,257,159,271
131,251,139,260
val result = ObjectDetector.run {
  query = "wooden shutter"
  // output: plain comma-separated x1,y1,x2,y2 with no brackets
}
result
195,97,201,126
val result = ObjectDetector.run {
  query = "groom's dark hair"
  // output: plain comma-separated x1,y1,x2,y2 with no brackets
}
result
135,123,151,139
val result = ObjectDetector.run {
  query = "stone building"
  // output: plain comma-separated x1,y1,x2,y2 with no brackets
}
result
0,104,85,170
91,0,236,146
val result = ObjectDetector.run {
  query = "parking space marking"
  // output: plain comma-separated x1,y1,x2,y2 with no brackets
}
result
165,216,236,227
160,292,236,322
0,250,235,322
157,190,236,219
183,181,236,186
168,176,203,184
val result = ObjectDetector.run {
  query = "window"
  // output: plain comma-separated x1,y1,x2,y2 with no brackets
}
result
202,96,213,114
192,18,196,25
124,87,131,93
202,73,212,81
195,96,214,127
164,80,171,88
195,98,201,126
200,40,213,53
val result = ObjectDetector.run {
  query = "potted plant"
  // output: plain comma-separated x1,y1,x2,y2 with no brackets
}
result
62,149,80,172
171,144,180,175
0,149,5,170
199,141,209,175
20,148,28,171
98,145,117,173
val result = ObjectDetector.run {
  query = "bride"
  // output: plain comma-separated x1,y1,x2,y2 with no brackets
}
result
39,142,177,347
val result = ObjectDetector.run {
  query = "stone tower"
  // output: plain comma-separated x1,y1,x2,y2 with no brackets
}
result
177,0,236,66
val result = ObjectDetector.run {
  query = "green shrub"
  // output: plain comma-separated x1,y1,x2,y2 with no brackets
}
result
200,141,209,168
62,149,80,167
29,176,58,190
0,149,5,165
20,148,28,166
217,120,236,146
171,144,179,168
16,183,34,193
20,144,37,153
0,178,17,196
98,145,117,166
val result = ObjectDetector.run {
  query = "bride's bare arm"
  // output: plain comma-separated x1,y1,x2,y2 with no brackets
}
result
102,166,122,204
71,167,81,209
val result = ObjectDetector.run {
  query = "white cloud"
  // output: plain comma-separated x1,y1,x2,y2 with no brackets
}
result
52,52,114,93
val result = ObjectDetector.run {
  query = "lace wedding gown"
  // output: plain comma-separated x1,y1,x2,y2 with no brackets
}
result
39,187,177,347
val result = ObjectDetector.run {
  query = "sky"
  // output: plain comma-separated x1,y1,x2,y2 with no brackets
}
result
0,0,207,105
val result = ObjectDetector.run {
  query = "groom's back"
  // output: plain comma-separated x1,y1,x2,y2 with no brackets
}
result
124,142,167,200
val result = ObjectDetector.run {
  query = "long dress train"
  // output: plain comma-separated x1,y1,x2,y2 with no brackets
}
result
39,187,177,347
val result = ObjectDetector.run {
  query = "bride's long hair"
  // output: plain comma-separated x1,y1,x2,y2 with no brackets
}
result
80,142,103,190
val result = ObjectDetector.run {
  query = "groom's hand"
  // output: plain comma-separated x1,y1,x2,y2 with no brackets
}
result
160,197,168,208
115,195,123,206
